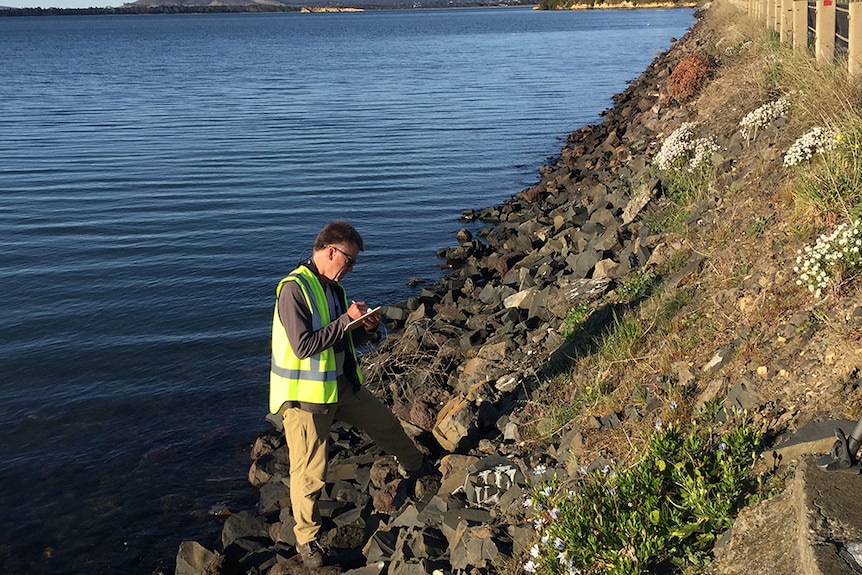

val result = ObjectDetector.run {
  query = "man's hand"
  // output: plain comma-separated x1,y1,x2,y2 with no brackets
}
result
361,311,380,331
347,300,368,320
347,300,380,331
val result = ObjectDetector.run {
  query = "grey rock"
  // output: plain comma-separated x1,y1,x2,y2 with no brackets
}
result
461,454,524,508
569,248,602,278
362,526,401,563
601,412,622,429
342,562,387,575
248,452,290,488
257,480,290,515
221,510,271,549
445,519,502,571
727,380,763,411
175,541,222,575
703,344,736,374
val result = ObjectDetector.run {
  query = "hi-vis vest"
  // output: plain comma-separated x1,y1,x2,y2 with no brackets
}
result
269,264,362,414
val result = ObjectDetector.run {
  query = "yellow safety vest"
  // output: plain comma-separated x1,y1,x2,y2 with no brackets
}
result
269,264,362,413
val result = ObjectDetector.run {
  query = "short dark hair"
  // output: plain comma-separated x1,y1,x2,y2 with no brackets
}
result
313,220,364,252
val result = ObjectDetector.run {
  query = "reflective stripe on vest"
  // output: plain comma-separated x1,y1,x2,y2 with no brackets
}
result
268,265,361,413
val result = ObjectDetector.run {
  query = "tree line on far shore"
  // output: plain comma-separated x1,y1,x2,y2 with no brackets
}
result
536,0,697,8
0,0,530,16
0,0,696,16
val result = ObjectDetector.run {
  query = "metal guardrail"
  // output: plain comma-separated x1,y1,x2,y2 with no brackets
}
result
837,3,849,52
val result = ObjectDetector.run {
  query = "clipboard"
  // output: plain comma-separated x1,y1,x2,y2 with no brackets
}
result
346,306,382,332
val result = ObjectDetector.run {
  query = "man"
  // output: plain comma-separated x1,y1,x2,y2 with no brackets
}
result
269,220,425,568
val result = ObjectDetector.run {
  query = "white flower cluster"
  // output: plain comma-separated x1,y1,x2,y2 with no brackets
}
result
783,126,839,167
690,137,719,170
523,541,581,575
739,96,791,140
654,122,719,172
794,220,862,297
522,491,582,575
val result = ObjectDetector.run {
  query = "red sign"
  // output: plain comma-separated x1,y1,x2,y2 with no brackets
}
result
824,0,832,5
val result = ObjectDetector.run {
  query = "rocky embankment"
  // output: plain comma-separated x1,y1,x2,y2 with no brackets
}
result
176,3,862,574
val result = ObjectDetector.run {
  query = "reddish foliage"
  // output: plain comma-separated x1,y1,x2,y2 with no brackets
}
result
666,52,717,103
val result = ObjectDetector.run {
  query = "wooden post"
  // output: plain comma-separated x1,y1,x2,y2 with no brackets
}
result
772,0,784,35
768,0,777,28
850,2,862,80
793,0,808,50
779,0,791,40
815,0,836,64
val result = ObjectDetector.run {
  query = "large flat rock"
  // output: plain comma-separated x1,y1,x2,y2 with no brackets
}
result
711,451,862,575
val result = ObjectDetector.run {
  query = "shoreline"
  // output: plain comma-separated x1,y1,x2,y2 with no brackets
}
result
170,0,862,572
174,6,706,574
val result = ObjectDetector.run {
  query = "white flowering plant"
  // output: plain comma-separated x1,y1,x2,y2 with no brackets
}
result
739,96,791,141
789,118,862,215
654,122,718,172
783,126,840,167
794,220,862,298
522,403,762,575
653,122,719,204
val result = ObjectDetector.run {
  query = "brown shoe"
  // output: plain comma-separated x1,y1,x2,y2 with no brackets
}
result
297,540,326,568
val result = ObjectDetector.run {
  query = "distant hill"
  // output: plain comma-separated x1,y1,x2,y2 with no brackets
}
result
123,0,528,8
123,0,531,8
536,0,695,9
0,0,690,15
0,0,531,14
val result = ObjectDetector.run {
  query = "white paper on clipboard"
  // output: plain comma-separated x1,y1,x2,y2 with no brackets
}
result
346,306,382,332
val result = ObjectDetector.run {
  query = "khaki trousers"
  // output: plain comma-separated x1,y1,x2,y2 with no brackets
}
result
282,377,423,545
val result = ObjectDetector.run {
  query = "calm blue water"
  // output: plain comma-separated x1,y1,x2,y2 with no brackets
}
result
0,7,693,573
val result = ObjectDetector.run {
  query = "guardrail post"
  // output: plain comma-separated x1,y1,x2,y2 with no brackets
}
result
773,0,784,35
850,2,862,79
793,0,808,50
779,0,792,40
815,0,836,64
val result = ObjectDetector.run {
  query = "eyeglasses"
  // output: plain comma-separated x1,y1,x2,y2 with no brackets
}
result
330,245,356,268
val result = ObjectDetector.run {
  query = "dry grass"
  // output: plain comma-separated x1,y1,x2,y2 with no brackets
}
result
522,0,862,471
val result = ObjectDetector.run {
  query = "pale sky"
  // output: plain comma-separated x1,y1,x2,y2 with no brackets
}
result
2,0,126,8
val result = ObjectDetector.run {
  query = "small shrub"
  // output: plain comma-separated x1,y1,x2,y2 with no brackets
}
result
523,404,763,575
559,302,592,340
654,123,719,173
654,122,718,203
739,96,791,141
617,269,658,302
794,219,862,298
790,117,862,215
667,52,717,103
747,213,774,237
783,126,839,167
